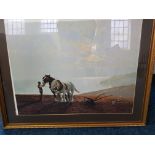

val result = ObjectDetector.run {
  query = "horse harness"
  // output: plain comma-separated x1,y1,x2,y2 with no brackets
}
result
56,80,68,92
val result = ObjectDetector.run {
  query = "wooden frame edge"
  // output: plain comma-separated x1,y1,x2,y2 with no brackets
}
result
4,121,145,129
142,19,155,124
0,19,155,129
0,73,9,128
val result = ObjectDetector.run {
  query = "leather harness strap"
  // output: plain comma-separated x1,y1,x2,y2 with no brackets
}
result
56,80,63,91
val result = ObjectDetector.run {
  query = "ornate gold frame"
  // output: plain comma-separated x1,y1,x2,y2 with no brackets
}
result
0,19,155,128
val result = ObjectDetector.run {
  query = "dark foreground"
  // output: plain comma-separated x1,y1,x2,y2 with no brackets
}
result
1,78,155,135
16,91,133,115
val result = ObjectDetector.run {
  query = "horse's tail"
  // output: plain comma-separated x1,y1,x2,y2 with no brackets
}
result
69,82,80,93
74,87,80,93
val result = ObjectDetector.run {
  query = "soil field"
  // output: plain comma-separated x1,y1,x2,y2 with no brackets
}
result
16,85,134,115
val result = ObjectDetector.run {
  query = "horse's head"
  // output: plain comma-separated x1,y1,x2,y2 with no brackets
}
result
42,74,55,85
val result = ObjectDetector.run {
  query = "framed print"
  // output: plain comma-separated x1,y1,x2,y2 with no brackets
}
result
0,19,155,128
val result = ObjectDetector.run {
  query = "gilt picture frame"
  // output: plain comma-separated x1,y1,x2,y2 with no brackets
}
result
0,19,155,129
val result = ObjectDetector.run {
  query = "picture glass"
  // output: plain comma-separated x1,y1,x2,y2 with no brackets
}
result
4,19,143,116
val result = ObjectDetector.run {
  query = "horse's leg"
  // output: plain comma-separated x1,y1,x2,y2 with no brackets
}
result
62,92,66,102
69,84,74,102
59,93,63,102
57,93,61,102
70,90,74,102
65,93,68,102
66,91,71,102
66,84,71,102
67,93,70,102
70,92,73,102
67,91,71,102
67,92,71,102
51,90,57,101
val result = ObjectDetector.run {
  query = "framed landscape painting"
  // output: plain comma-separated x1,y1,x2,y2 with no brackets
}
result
0,19,154,128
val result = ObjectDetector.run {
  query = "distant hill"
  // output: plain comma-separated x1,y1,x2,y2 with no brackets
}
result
99,72,137,89
81,84,135,98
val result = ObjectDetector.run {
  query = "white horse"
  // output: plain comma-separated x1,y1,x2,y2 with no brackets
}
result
42,75,79,102
51,80,79,102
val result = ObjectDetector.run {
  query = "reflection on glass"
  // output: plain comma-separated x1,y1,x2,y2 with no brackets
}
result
4,19,143,115
41,19,58,33
4,19,25,35
111,20,130,49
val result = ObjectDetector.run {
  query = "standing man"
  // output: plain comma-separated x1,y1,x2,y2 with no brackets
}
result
38,81,43,102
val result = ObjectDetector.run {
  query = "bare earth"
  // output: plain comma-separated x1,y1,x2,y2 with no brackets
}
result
16,85,135,115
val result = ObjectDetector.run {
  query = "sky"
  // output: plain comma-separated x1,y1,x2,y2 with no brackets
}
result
5,19,143,94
